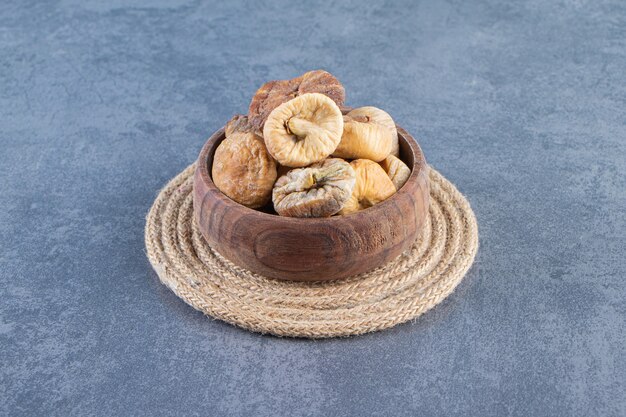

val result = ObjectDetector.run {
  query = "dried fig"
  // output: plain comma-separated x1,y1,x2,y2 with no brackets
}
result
212,122,277,208
333,107,399,161
380,154,411,190
272,158,355,218
248,70,345,132
263,93,344,167
339,159,396,215
225,114,255,136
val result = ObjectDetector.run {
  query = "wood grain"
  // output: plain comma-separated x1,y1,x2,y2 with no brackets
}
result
193,124,430,281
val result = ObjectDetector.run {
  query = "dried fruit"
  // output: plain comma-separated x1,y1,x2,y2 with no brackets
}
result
380,154,411,190
272,158,355,217
212,124,277,209
248,70,345,132
333,107,398,161
263,93,344,167
339,159,396,215
225,114,255,136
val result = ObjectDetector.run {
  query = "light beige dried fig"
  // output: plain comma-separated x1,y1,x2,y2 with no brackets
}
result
212,121,277,208
263,93,343,167
333,107,399,161
272,158,355,217
339,159,396,215
248,70,345,132
380,154,411,190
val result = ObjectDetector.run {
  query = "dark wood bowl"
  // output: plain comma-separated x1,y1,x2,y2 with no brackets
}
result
193,124,430,282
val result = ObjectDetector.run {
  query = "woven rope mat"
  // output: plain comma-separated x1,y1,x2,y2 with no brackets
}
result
145,164,478,338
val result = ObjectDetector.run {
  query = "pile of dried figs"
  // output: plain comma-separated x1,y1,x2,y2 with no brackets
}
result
212,70,411,218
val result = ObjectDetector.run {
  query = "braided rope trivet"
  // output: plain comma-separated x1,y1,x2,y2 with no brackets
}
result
145,164,479,338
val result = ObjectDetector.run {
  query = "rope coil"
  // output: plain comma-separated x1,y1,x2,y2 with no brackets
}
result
145,164,478,338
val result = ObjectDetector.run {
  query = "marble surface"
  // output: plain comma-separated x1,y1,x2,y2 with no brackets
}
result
1,0,625,415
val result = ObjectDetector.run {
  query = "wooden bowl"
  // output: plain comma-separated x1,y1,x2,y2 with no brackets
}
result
193,124,430,281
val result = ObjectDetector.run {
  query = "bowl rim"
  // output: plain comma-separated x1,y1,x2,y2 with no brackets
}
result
196,123,428,225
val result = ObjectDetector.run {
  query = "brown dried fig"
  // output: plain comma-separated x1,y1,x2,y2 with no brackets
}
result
248,70,345,132
380,154,411,190
263,93,344,167
272,158,355,218
225,114,255,136
333,107,399,161
339,159,396,215
212,124,277,209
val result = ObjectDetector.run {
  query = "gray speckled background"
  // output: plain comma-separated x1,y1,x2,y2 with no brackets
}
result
1,0,625,416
